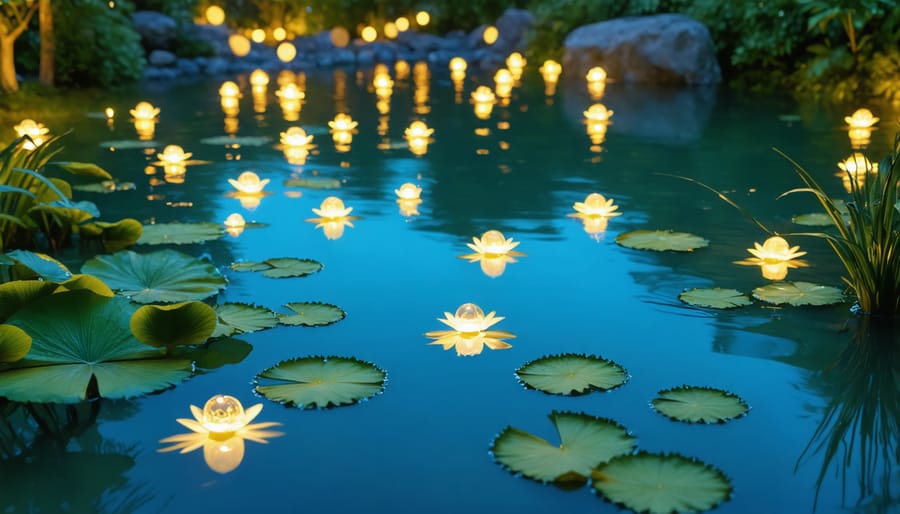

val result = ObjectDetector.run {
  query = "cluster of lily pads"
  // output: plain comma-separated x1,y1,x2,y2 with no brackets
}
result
485,352,748,513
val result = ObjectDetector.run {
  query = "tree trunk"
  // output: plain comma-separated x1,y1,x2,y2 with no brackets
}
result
39,0,53,86
0,37,18,93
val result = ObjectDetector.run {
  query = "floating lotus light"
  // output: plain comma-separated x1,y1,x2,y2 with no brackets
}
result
280,126,314,147
425,303,514,356
104,107,115,124
219,81,241,99
572,193,623,217
250,69,269,91
224,213,246,236
395,182,422,201
584,103,614,123
540,60,562,95
312,196,353,219
586,66,607,84
159,394,283,475
157,144,192,166
131,101,160,121
14,119,49,150
460,230,526,278
329,113,358,133
306,196,355,240
471,86,496,120
585,119,608,149
585,66,607,99
405,120,433,156
844,108,879,129
506,52,526,80
373,72,394,99
494,68,514,98
735,236,808,281
228,171,270,194
276,83,304,121
449,57,467,74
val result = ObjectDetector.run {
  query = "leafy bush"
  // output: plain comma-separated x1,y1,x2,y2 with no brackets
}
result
53,0,145,88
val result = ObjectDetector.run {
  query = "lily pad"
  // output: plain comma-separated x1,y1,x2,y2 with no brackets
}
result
752,281,844,306
255,356,386,409
616,230,709,252
98,140,157,150
200,136,271,146
171,337,253,370
592,452,732,514
284,177,342,189
212,303,279,337
81,249,227,304
130,301,218,349
678,288,752,309
491,411,636,485
138,222,224,245
3,249,72,282
515,354,628,395
79,218,143,253
230,257,323,278
0,324,31,363
278,302,345,326
0,290,192,403
73,181,137,194
651,386,749,423
791,213,833,226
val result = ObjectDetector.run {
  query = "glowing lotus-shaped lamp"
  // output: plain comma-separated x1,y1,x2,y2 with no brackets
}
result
494,68,514,98
471,86,496,120
312,196,353,219
585,120,608,149
224,213,246,237
14,119,49,150
449,57,467,74
228,171,270,194
506,52,526,80
844,108,878,129
395,182,422,201
250,69,269,91
461,230,526,278
329,113,358,133
157,144,192,166
219,81,241,99
104,107,115,121
425,303,515,356
159,394,283,475
373,73,394,99
584,103,613,123
586,66,607,84
540,59,562,96
572,193,622,217
276,83,305,102
130,101,159,121
280,127,314,147
404,120,433,140
735,236,808,281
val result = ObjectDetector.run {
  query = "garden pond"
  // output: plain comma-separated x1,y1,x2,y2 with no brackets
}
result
0,64,898,514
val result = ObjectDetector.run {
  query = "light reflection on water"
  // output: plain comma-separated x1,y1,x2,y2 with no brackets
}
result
1,66,898,514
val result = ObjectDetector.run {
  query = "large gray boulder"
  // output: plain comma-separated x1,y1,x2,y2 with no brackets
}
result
563,14,721,85
132,11,177,51
494,8,534,52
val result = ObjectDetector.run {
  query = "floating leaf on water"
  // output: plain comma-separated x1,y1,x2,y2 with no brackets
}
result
284,177,342,190
51,161,113,180
171,337,253,369
491,411,636,485
651,386,749,423
791,213,833,226
72,181,137,194
616,230,709,252
230,258,323,278
138,222,224,245
0,290,191,403
278,302,345,326
97,140,158,150
752,281,844,306
678,288,752,309
516,354,628,395
592,452,732,514
130,301,218,348
3,249,72,282
255,355,386,409
81,249,227,304
79,218,143,253
212,303,278,337
0,324,31,363
200,136,271,147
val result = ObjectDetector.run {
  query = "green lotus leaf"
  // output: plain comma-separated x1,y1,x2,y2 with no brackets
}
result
791,213,833,226
255,355,386,409
284,177,342,189
200,136,271,146
4,249,72,282
0,324,31,363
592,452,732,514
651,386,749,423
516,354,628,395
616,230,709,252
81,249,227,304
230,258,323,278
678,288,752,309
98,140,157,150
51,161,113,180
171,337,252,370
0,280,58,322
212,303,279,337
278,302,345,326
130,301,217,348
752,281,844,306
491,411,636,485
57,274,114,297
72,180,137,193
138,222,224,245
79,218,143,253
0,290,191,403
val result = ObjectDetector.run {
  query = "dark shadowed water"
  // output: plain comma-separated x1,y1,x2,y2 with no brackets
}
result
1,64,898,514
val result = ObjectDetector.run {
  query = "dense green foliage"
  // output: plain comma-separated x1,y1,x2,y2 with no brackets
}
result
53,0,145,88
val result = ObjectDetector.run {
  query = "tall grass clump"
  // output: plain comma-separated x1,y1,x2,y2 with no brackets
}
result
777,133,900,317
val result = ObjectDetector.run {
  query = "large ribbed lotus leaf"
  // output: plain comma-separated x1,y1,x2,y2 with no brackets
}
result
616,230,709,252
592,452,732,514
211,303,279,337
278,302,345,326
491,411,636,485
130,301,217,348
3,249,72,282
678,288,752,309
0,324,31,363
81,249,226,303
78,218,143,252
752,282,844,306
255,356,386,409
651,386,749,423
0,290,191,403
0,280,58,322
515,354,628,395
138,222,224,245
